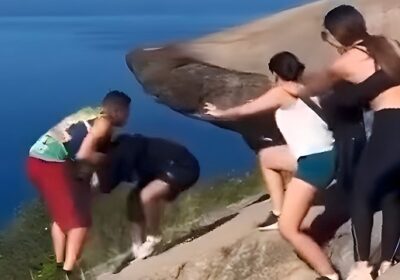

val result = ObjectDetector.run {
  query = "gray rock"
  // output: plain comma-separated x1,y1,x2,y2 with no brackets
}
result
126,46,280,151
126,46,271,113
149,232,317,280
97,201,319,280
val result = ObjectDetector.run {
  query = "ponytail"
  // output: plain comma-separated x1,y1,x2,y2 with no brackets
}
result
362,35,400,83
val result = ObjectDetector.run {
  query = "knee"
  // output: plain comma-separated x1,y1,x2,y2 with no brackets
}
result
140,187,164,205
140,188,154,205
260,157,274,170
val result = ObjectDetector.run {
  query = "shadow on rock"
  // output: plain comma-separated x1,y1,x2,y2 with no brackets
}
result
112,213,239,275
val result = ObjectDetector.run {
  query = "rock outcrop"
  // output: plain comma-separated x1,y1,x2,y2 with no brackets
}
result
98,200,318,280
126,45,279,150
125,0,400,151
98,194,396,280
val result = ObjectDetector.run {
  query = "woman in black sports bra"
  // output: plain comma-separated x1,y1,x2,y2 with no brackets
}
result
300,5,400,280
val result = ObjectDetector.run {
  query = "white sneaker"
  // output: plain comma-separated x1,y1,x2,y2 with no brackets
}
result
136,235,162,260
346,261,373,280
131,241,142,259
378,261,392,277
257,212,279,231
131,223,144,259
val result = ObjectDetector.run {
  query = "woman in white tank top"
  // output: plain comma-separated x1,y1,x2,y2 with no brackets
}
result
275,95,334,159
204,52,338,280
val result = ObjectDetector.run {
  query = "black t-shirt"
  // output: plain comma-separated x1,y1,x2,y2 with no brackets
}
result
108,134,197,185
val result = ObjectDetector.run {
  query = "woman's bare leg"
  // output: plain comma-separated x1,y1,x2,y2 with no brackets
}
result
51,222,66,264
258,145,297,214
260,167,285,214
279,178,337,277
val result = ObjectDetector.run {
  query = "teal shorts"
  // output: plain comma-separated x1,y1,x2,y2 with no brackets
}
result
295,149,336,190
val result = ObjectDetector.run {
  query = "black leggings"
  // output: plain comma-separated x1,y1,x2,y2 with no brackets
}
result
352,109,400,263
334,121,366,193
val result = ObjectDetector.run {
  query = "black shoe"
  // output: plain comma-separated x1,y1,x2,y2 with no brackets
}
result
64,268,84,280
394,254,400,264
257,212,279,231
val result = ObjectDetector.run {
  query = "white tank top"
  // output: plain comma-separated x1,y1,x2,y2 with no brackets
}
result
275,97,334,159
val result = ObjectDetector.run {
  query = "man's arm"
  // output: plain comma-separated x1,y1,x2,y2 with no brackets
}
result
76,117,112,165
300,70,338,97
299,52,353,97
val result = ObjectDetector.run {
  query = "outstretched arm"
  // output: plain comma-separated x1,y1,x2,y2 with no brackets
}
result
299,52,353,97
204,87,283,120
299,70,339,97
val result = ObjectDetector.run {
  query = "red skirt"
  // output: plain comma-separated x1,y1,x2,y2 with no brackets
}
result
26,157,92,232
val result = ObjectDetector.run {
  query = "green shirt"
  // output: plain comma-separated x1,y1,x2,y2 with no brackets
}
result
29,106,104,161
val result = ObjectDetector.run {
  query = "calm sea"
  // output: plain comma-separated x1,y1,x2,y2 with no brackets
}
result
0,0,312,225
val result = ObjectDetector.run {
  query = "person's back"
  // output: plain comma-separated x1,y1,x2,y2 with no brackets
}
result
105,134,199,189
29,106,106,162
275,96,334,160
102,133,200,261
140,137,198,172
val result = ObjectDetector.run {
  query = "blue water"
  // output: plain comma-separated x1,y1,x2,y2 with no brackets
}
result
0,0,312,226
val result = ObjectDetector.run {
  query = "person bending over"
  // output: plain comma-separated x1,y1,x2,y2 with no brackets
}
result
99,134,200,260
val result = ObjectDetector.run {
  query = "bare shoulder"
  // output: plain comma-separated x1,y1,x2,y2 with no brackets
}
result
92,117,112,136
331,48,369,77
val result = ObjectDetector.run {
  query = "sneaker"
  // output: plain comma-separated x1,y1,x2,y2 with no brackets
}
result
316,275,340,280
131,223,144,259
346,262,373,280
63,266,87,280
378,261,392,277
257,212,279,231
136,235,162,259
131,241,142,259
64,270,81,280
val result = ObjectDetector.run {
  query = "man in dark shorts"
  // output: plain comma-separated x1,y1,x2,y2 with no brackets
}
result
98,133,200,260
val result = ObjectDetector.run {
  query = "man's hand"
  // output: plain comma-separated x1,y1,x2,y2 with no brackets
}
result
72,159,95,182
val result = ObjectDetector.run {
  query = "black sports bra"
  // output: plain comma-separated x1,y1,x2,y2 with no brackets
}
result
334,42,398,106
334,70,397,108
